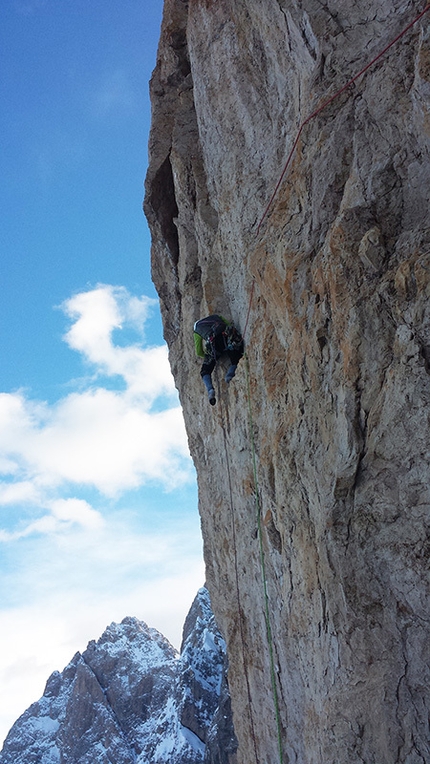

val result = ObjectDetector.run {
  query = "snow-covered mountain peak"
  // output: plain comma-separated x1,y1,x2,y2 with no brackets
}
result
0,588,236,764
85,614,178,670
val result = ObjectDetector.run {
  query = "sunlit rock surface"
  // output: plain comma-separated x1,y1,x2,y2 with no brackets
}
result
144,1,430,762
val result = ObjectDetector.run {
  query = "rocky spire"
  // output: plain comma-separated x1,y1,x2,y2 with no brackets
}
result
0,588,236,764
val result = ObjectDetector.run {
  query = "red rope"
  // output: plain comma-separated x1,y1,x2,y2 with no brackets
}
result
256,3,430,235
242,279,255,340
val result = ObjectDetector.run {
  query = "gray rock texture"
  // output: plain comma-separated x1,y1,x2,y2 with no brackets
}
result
144,2,430,763
0,588,235,764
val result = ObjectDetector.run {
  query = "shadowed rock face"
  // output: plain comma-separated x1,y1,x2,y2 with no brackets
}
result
0,588,236,764
144,2,430,763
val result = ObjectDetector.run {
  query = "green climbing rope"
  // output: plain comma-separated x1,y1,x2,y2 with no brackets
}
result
244,352,284,764
217,379,260,764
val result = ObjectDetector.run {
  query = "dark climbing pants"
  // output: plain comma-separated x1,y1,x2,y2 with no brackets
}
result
200,348,243,378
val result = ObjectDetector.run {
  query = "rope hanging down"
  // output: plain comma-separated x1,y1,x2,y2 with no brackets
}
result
217,386,260,764
216,7,429,760
217,370,283,764
256,3,430,235
238,262,283,758
244,354,284,764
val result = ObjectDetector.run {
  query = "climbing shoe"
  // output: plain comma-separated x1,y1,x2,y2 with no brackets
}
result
208,388,216,406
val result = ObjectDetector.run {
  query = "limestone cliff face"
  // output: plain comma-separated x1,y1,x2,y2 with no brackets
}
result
144,2,430,763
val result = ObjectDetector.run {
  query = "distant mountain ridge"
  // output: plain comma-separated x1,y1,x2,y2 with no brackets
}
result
0,587,237,764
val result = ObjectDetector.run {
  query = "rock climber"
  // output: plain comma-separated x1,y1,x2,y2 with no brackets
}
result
193,314,244,405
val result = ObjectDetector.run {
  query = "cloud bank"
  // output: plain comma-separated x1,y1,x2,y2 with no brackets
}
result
0,285,192,528
0,285,202,744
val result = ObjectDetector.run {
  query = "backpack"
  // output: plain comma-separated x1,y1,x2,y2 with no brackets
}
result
194,315,227,359
194,315,226,340
194,315,243,359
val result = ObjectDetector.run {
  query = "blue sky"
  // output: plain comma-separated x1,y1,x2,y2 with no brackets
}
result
0,0,203,743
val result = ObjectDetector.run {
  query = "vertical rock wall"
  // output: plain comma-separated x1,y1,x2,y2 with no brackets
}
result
145,1,430,762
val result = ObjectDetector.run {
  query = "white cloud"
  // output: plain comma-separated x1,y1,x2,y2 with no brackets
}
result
49,498,104,528
0,285,192,510
0,285,203,747
0,389,189,498
0,517,204,745
62,285,148,363
0,480,40,505
0,499,104,541
62,286,175,403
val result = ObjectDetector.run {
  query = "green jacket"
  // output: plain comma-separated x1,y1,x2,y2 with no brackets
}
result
194,332,206,358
